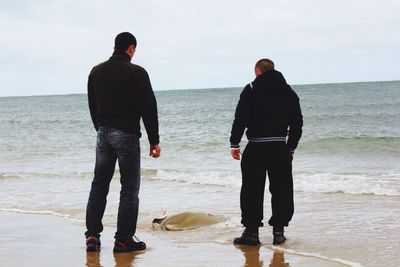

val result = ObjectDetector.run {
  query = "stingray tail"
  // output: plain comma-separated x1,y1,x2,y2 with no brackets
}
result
152,211,168,224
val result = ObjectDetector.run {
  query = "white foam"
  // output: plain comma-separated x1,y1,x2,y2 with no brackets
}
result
0,170,93,180
295,172,400,196
213,218,241,230
142,168,400,196
270,246,364,267
0,172,23,179
144,169,242,188
0,208,83,224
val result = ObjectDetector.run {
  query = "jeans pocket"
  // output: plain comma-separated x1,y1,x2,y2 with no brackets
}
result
96,130,109,152
109,131,139,157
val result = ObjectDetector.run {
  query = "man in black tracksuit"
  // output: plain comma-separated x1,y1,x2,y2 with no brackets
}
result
230,59,303,245
85,32,160,253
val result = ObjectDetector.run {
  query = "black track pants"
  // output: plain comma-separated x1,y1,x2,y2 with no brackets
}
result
240,142,294,228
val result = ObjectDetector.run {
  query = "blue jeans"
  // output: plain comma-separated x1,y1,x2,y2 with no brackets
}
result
85,126,141,241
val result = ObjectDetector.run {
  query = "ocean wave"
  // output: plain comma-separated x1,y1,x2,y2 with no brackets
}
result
141,168,400,196
142,168,159,177
0,171,94,180
294,172,400,196
0,173,22,180
142,168,241,187
300,136,400,154
0,168,160,181
306,111,400,120
302,135,400,144
2,168,398,196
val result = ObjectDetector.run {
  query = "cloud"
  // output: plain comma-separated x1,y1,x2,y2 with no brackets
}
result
0,0,399,96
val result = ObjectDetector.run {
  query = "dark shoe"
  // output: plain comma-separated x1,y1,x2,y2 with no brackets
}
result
233,228,260,246
86,236,101,252
272,226,286,245
113,236,146,253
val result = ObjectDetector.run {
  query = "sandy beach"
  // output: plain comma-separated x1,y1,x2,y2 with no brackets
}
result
0,212,350,267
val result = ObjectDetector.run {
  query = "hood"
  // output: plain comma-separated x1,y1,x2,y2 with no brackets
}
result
254,69,287,86
250,69,290,96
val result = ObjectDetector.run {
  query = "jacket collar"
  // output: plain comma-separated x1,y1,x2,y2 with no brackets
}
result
110,50,131,62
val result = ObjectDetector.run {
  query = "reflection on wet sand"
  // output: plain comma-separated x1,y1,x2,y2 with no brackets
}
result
86,252,102,267
235,245,290,267
113,252,137,267
86,251,138,267
269,251,289,267
235,244,264,267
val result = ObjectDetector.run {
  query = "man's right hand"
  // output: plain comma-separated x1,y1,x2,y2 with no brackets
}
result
231,148,241,160
150,144,161,158
289,151,294,161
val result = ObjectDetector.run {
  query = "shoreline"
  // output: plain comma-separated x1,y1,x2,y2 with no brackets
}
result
0,211,349,267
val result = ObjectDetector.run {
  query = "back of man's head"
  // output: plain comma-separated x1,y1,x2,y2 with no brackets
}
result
255,59,275,74
114,32,137,51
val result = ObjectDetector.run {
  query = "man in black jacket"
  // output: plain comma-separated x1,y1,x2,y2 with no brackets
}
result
230,59,303,245
85,32,160,253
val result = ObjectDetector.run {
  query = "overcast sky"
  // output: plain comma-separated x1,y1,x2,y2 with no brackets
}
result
1,0,399,96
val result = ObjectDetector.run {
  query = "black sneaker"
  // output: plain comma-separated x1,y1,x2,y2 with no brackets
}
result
113,236,146,253
86,236,101,252
272,227,286,245
233,229,260,246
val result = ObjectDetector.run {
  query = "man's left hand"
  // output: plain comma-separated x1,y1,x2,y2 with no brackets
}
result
231,148,241,160
150,144,161,158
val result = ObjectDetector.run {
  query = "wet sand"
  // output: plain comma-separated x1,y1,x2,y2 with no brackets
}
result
0,212,347,267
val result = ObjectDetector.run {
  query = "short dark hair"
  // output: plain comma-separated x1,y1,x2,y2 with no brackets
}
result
114,32,137,51
255,58,275,73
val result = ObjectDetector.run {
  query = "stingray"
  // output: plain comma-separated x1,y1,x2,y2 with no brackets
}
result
152,211,222,231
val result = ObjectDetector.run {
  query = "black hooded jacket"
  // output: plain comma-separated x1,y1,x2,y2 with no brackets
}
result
88,50,159,145
230,69,303,152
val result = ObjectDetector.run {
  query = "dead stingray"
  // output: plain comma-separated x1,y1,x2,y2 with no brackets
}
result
152,211,222,231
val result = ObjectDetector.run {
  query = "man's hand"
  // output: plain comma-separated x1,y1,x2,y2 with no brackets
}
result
289,150,294,161
150,144,161,158
231,148,241,160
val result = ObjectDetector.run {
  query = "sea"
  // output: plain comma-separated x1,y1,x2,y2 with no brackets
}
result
0,81,399,266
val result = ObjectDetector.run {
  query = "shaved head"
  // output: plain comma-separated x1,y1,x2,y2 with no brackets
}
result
255,59,275,74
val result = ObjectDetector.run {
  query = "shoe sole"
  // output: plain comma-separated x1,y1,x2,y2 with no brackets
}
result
273,238,287,245
233,240,261,246
113,244,146,253
86,245,100,252
113,247,146,253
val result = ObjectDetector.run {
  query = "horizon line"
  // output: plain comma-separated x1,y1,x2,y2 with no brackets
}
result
1,79,399,98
